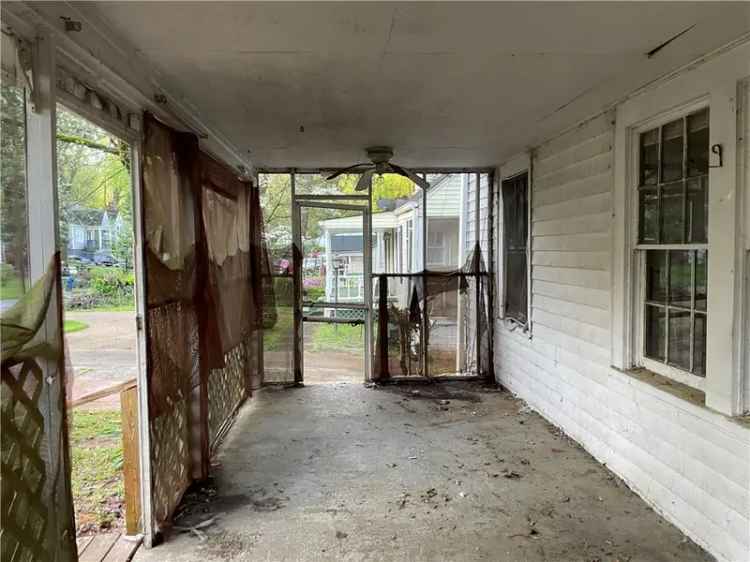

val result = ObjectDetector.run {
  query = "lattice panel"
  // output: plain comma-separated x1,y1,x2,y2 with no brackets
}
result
150,398,190,525
1,359,50,562
207,342,246,451
147,300,196,526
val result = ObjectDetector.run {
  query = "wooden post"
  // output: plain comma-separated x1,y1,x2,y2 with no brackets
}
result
120,382,141,535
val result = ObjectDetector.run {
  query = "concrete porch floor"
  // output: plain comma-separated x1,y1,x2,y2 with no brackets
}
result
134,381,712,562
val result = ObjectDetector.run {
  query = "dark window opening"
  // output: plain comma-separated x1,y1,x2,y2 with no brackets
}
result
502,173,529,324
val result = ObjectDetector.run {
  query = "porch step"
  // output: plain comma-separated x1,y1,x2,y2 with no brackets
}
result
78,533,142,562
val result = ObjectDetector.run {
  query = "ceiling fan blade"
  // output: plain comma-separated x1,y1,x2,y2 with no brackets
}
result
355,169,375,191
325,163,370,181
389,163,430,190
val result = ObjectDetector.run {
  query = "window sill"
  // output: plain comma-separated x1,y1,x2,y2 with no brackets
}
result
496,316,531,338
622,367,750,431
623,367,705,407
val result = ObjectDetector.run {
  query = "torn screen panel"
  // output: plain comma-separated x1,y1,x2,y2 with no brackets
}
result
142,113,198,527
199,152,257,451
373,244,490,381
200,156,252,366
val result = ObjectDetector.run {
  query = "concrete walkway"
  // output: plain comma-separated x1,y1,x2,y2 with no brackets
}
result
134,382,712,562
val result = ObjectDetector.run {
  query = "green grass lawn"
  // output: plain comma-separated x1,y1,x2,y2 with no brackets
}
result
0,274,24,300
263,307,294,352
309,323,363,352
69,410,124,532
63,319,89,333
263,309,364,353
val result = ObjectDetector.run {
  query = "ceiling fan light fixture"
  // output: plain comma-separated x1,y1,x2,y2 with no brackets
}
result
329,146,429,190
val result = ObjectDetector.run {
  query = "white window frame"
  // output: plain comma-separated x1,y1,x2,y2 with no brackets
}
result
427,229,447,266
612,43,749,416
496,153,532,333
630,100,710,392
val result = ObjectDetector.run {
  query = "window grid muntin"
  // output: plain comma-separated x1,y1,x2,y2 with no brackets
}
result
637,107,709,379
642,249,706,376
637,108,709,245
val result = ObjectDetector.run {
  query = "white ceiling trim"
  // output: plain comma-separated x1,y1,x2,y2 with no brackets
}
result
1,1,254,173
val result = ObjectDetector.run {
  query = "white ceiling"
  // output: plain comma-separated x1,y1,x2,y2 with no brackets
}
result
82,1,750,168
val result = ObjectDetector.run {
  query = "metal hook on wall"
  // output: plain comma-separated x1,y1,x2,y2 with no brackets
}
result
709,144,723,168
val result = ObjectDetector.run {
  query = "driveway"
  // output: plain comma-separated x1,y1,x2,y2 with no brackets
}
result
65,310,138,410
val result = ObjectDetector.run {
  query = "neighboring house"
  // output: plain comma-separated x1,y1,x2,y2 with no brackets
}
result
318,174,468,304
67,207,123,260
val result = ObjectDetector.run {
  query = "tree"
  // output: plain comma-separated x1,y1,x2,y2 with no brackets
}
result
112,223,134,269
259,172,418,258
56,106,132,261
1,80,30,289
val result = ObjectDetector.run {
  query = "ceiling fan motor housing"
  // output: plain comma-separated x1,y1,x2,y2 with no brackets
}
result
366,146,394,164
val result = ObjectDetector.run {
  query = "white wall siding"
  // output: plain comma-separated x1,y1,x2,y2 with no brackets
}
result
465,173,490,261
495,109,750,562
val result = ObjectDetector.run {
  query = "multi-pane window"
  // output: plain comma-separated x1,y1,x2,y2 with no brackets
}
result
637,108,708,378
501,173,529,324
638,108,709,244
427,230,446,265
643,249,707,376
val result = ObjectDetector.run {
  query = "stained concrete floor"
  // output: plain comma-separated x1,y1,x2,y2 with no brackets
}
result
134,381,712,562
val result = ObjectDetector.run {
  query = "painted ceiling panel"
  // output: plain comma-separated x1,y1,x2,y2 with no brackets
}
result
81,1,750,167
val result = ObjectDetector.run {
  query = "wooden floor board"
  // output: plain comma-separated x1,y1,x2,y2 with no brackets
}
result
76,535,94,556
102,535,143,562
78,533,119,562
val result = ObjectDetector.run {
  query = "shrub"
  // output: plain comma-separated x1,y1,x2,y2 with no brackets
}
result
89,267,134,297
65,266,134,310
305,286,325,301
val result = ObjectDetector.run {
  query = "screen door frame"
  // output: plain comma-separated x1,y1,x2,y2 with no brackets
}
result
292,190,373,384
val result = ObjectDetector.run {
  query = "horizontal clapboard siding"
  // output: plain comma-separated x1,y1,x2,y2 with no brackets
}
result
495,332,750,562
495,109,750,562
531,111,613,358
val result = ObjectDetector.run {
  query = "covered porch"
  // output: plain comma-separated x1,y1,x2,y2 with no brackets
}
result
1,3,749,562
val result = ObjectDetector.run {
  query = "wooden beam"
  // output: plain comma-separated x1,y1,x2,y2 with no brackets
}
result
120,384,141,536
67,378,136,409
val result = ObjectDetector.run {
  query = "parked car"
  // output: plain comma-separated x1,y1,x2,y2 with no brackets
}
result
69,255,93,267
93,251,117,266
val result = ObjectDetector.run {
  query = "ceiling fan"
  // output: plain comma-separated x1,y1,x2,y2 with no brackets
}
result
325,146,430,191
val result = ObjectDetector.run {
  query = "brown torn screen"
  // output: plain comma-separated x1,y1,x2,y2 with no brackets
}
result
142,115,276,526
142,113,199,526
373,244,490,380
199,152,259,451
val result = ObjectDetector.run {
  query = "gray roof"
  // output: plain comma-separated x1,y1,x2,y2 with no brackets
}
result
69,208,105,226
68,207,119,226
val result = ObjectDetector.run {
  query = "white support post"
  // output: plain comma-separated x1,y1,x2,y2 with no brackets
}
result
27,30,58,283
364,177,374,382
25,27,74,554
131,138,155,545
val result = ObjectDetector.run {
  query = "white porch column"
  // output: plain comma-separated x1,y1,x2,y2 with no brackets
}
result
376,231,385,273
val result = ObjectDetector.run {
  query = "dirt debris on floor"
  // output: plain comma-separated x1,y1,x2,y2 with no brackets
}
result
135,381,713,562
